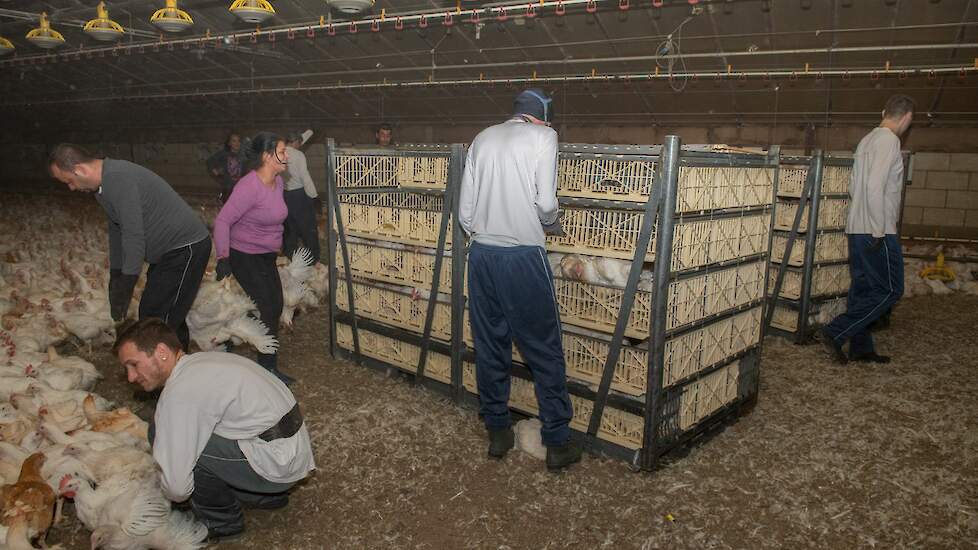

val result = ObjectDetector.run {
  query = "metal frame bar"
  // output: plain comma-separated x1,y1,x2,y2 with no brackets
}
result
797,151,826,341
640,135,682,472
415,145,462,381
449,144,468,404
583,143,665,453
326,137,362,363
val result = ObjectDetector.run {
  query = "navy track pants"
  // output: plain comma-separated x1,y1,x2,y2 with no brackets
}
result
467,241,573,447
822,234,904,356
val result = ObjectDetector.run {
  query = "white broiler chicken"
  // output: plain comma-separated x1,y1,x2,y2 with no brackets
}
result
63,444,157,484
38,422,148,453
594,257,631,288
195,315,279,355
60,473,171,538
279,248,315,329
89,509,209,550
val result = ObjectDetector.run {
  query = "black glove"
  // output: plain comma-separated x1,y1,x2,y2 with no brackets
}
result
542,210,566,237
868,237,884,252
108,270,139,322
216,258,232,281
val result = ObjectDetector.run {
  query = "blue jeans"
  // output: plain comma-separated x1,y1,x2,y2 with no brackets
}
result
823,234,904,355
467,242,573,447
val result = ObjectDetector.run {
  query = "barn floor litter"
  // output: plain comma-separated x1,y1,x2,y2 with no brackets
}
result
48,295,977,549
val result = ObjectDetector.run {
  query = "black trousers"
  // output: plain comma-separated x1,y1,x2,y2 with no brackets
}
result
139,237,212,351
229,248,282,371
282,188,321,263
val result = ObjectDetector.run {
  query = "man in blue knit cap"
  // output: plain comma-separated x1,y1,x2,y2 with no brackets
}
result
459,88,581,471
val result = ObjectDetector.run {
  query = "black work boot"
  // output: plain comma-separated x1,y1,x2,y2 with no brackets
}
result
487,427,515,459
819,330,848,365
850,352,891,364
546,441,582,472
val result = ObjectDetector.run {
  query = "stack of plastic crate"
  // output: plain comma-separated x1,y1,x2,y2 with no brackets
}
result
767,153,853,342
328,143,460,385
460,142,777,462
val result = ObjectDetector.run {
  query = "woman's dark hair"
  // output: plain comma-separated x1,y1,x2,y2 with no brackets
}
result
245,131,284,171
224,131,241,151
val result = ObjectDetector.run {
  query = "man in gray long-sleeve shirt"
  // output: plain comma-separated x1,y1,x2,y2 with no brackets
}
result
821,95,914,365
460,88,580,471
48,143,211,350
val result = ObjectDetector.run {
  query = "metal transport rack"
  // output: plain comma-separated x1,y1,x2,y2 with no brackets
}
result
326,137,778,471
766,152,853,344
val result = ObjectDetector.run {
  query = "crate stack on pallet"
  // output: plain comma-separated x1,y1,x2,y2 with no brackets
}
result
327,137,779,469
767,152,853,343
326,142,464,388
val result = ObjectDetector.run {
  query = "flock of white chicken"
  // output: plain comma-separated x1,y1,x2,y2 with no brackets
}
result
0,196,329,548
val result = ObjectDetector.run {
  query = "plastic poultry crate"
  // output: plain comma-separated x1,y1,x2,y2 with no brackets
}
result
553,259,766,339
773,198,850,231
670,212,771,272
768,263,850,300
674,360,741,431
775,166,810,198
556,155,655,202
675,166,775,213
552,307,761,397
335,279,454,342
339,192,452,249
771,231,849,266
819,165,852,194
336,238,454,293
335,324,452,384
547,209,769,267
334,154,450,189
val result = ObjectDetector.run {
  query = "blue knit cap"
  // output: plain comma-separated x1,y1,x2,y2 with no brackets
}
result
513,88,554,123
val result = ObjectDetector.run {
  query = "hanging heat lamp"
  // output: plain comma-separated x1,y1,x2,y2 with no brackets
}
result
0,36,13,56
151,0,194,33
84,2,125,42
229,0,276,24
26,12,65,49
328,0,375,16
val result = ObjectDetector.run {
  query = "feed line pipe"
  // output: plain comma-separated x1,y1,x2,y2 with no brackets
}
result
7,65,974,107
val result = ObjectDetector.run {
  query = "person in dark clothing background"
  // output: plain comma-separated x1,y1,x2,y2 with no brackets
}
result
48,143,211,352
207,131,246,204
282,130,320,263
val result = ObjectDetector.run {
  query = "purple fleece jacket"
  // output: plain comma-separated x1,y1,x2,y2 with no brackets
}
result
214,170,287,258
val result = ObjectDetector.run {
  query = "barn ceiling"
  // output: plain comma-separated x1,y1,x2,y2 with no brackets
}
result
0,0,976,132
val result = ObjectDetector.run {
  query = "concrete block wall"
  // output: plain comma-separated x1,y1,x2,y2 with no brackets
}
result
904,153,978,239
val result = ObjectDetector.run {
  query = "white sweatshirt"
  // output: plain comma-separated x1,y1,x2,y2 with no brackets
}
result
284,146,318,198
154,352,315,502
459,118,559,248
846,127,904,238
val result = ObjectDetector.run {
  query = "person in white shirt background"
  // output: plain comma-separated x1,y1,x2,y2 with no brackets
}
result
114,318,315,543
459,88,581,472
282,129,321,263
822,94,914,365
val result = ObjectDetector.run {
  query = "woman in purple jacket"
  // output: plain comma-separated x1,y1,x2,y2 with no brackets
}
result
213,132,295,385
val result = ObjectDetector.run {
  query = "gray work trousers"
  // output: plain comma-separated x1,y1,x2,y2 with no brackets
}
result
150,423,295,536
